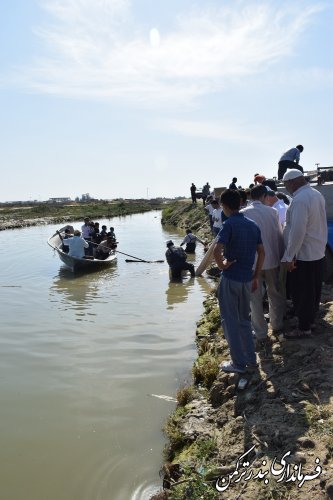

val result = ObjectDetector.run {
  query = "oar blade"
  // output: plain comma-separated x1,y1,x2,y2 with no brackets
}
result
125,259,164,263
125,259,147,263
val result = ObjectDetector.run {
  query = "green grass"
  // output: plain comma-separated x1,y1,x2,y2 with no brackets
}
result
257,479,293,500
194,438,218,462
192,353,219,388
176,386,196,407
169,475,218,500
163,407,189,457
304,402,333,435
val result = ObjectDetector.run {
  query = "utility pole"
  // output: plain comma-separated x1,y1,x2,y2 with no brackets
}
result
315,163,320,170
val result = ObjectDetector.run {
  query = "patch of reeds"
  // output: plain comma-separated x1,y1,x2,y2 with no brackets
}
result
176,386,196,407
192,353,219,388
163,407,189,457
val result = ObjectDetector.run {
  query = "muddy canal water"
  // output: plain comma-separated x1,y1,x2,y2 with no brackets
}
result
0,210,214,500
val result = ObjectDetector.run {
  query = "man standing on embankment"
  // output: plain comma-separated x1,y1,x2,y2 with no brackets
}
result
213,189,265,374
282,169,327,339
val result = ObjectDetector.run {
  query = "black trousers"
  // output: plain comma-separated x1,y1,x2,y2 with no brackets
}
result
170,262,195,280
278,161,303,180
290,258,324,330
185,242,196,253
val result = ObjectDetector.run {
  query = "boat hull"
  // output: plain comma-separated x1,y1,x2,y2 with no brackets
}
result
48,230,117,272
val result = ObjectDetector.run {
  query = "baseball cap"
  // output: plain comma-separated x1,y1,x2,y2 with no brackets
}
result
166,240,174,246
283,169,304,181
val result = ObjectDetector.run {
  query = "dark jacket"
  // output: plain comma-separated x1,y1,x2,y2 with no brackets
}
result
165,246,187,267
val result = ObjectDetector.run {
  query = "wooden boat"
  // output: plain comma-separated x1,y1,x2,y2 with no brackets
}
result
48,226,117,272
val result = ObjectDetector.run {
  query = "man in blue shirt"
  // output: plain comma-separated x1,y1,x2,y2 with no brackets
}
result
213,189,265,373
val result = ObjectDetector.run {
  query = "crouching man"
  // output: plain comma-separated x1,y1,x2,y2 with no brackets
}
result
213,189,265,374
165,240,195,280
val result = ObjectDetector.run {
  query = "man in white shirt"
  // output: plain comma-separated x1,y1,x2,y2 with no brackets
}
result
263,190,288,227
62,230,89,258
180,229,205,253
81,217,93,255
204,196,214,231
241,184,285,344
81,217,91,239
282,169,327,339
211,199,223,236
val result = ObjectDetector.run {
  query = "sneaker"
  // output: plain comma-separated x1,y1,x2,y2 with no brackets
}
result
284,311,296,320
220,361,246,374
287,316,298,327
284,329,312,340
246,363,259,372
272,328,284,336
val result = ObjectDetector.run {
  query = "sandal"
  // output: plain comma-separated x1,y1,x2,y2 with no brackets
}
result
284,329,312,340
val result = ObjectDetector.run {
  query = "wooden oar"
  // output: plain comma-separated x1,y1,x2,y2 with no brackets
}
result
115,250,164,263
125,259,164,263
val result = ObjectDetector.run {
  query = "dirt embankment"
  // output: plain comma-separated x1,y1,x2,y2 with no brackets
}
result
153,202,333,500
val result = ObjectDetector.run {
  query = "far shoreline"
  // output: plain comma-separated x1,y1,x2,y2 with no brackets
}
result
0,199,165,231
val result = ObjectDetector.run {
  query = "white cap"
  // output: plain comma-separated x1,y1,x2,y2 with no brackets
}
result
283,169,304,181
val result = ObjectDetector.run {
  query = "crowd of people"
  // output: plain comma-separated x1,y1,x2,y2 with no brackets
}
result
169,147,327,375
59,218,117,259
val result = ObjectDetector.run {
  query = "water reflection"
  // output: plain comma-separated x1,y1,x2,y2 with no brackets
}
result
165,279,195,308
165,276,215,308
49,266,117,319
196,276,217,296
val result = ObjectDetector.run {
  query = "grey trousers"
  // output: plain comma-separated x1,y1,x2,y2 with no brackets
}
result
218,276,256,370
250,267,285,339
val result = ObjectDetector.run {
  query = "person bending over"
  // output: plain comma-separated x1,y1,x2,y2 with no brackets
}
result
278,145,304,180
165,240,195,280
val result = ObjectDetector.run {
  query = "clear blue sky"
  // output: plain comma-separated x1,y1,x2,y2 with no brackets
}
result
0,0,332,201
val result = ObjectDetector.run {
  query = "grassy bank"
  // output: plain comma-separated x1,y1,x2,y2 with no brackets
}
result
153,201,333,500
0,200,163,230
161,201,212,241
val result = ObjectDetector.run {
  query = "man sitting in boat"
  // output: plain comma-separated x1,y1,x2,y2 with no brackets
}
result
180,228,206,253
108,227,116,241
100,225,108,239
61,227,72,253
165,240,195,280
95,235,115,260
81,217,93,256
62,230,89,258
92,222,102,244
81,217,91,239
